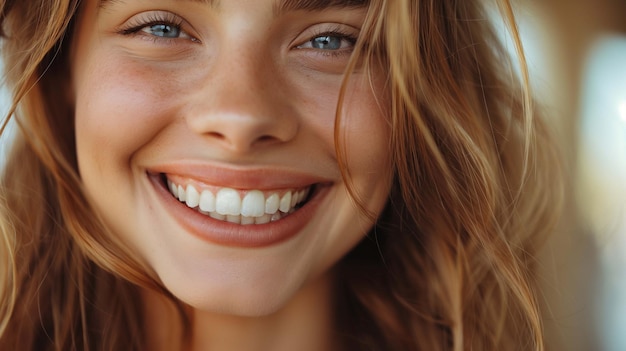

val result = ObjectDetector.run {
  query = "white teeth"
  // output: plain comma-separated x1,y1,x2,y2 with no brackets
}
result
216,188,241,216
226,215,241,224
271,212,282,222
241,216,255,225
297,189,308,203
279,192,292,213
294,190,302,204
185,185,200,208
209,212,226,221
241,190,265,217
165,178,311,225
199,190,216,212
265,193,280,214
255,214,272,224
169,180,178,198
290,191,298,207
177,185,186,202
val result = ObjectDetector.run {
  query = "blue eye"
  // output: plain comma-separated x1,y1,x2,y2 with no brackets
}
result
297,32,357,51
142,23,182,38
311,36,343,50
119,11,196,42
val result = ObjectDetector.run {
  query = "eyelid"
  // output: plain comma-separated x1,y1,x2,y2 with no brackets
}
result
292,24,360,59
295,24,358,44
117,10,199,42
296,31,357,49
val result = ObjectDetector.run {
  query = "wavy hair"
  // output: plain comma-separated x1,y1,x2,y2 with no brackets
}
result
0,0,562,350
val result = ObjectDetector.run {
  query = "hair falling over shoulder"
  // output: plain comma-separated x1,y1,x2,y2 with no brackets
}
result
0,0,563,350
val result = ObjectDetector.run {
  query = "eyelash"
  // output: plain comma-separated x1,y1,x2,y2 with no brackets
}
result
301,28,358,57
118,12,192,43
118,13,359,58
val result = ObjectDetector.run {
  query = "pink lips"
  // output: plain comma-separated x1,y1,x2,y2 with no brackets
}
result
147,165,330,248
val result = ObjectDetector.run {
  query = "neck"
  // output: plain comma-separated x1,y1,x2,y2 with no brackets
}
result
143,273,340,351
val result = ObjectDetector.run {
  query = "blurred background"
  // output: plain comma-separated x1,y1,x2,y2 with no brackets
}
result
513,0,626,350
1,0,625,349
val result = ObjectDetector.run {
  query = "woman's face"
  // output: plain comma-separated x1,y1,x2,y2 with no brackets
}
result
72,0,392,316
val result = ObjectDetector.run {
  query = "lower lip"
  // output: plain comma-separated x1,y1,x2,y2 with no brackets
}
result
148,173,327,248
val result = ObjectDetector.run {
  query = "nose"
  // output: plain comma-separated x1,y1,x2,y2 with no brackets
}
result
184,46,298,154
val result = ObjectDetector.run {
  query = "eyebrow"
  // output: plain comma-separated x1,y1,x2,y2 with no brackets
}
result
99,0,217,9
98,0,369,13
275,0,368,14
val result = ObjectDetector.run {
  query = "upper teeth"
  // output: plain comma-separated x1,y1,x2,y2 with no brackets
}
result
166,178,310,225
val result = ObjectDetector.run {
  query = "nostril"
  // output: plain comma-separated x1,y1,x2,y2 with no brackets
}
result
186,109,298,152
257,135,277,142
252,134,285,148
206,131,225,140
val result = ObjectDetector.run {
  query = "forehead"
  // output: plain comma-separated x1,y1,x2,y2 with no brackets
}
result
98,0,369,13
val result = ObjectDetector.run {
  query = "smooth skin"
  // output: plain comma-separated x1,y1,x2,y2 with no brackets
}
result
72,0,392,349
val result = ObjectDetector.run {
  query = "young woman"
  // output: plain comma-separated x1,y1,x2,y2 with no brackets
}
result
0,0,562,350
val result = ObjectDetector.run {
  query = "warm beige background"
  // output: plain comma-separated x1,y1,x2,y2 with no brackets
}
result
522,0,626,350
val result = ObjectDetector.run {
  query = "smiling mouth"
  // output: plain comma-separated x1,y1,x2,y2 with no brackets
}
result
162,174,313,225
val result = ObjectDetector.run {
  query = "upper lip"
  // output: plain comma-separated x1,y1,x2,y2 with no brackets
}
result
147,161,333,190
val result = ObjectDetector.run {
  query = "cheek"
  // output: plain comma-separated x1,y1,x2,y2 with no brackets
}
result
73,55,183,169
342,78,391,183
